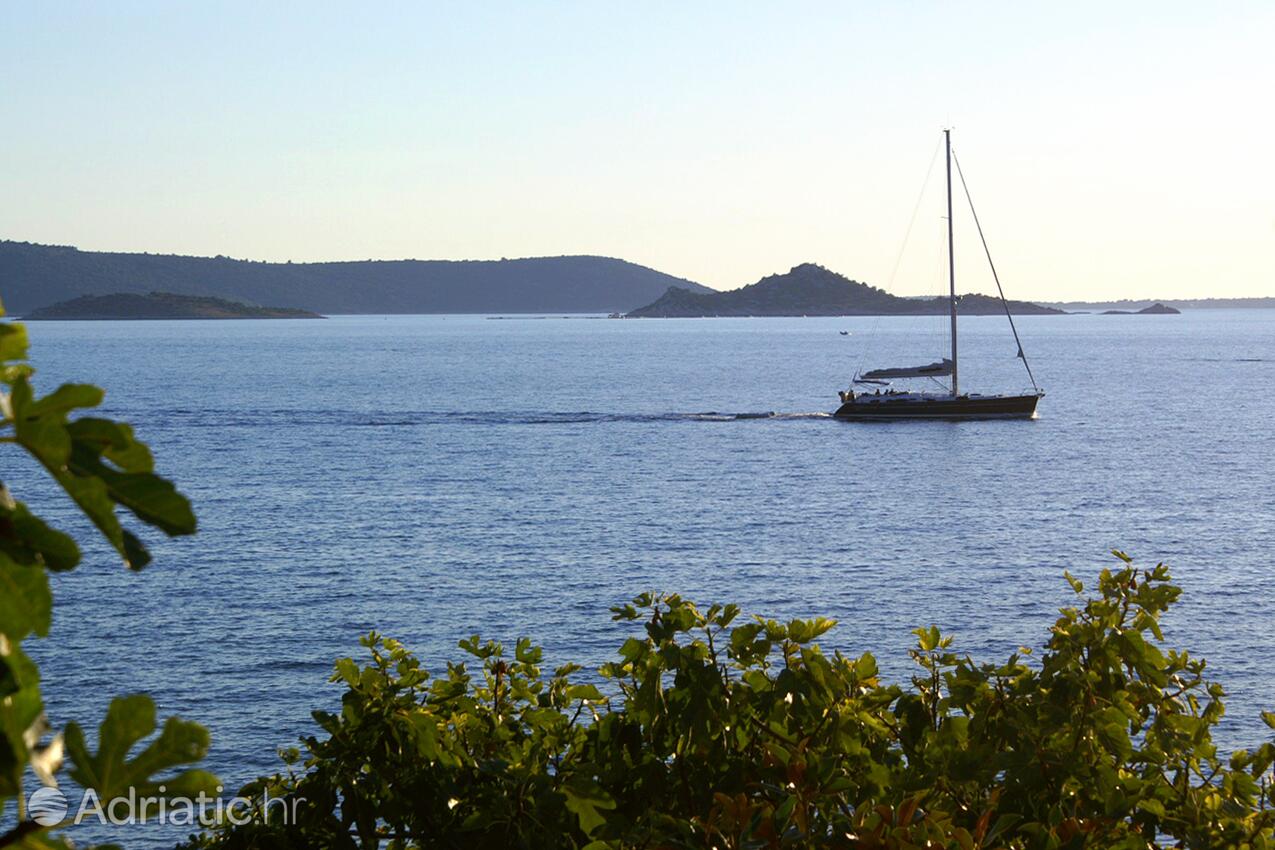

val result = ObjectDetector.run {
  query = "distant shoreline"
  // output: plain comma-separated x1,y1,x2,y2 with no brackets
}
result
23,291,323,320
22,310,1261,322
1042,297,1275,311
22,315,322,321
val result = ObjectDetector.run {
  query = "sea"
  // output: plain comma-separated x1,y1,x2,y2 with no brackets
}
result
9,309,1275,846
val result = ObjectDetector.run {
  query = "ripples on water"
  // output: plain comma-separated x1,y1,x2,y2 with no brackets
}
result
9,311,1275,846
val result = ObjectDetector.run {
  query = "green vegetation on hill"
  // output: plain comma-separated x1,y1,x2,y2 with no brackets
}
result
24,291,322,320
627,263,1064,317
0,240,711,315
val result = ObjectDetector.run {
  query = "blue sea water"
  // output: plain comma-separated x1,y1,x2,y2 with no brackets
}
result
9,310,1275,846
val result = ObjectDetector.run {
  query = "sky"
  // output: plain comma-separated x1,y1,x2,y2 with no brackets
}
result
2,2,1272,300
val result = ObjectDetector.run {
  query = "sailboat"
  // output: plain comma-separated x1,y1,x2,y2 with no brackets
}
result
834,129,1044,420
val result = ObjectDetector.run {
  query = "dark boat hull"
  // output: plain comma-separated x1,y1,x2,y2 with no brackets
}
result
833,393,1041,421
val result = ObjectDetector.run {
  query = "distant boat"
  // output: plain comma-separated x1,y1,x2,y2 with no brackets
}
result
839,330,850,335
834,129,1044,421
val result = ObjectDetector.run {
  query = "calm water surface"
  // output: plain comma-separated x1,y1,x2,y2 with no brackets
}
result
10,310,1275,845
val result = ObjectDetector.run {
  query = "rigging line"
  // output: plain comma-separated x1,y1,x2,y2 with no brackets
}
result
950,148,1041,394
885,138,943,292
852,138,944,382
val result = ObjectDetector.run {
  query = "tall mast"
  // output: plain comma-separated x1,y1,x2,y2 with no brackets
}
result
945,128,958,397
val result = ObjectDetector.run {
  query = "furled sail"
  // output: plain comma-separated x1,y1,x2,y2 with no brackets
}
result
858,359,953,380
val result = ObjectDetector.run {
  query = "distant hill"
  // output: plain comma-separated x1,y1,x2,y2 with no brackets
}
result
25,291,322,320
1044,297,1275,311
1099,302,1181,316
0,240,712,315
626,263,1064,318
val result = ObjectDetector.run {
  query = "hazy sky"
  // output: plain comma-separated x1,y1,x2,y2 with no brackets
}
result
3,2,1272,299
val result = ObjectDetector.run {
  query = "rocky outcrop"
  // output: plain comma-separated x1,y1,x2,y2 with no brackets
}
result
24,292,323,320
626,263,1064,318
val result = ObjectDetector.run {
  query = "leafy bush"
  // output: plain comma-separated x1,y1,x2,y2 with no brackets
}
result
0,300,214,848
187,555,1275,849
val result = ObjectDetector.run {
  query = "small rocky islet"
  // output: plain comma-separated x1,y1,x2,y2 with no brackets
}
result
22,291,323,320
1101,302,1182,315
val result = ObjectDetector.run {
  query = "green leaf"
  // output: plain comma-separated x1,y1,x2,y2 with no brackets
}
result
0,557,53,640
14,414,72,467
120,529,153,571
617,637,646,662
787,617,837,644
0,321,28,362
0,657,44,798
408,711,439,760
48,471,133,564
0,637,40,700
67,417,154,473
730,623,763,651
8,373,193,568
984,814,1022,845
915,625,941,652
334,657,360,685
65,694,217,801
0,499,81,572
69,442,194,535
562,779,616,837
1096,708,1133,761
566,684,605,702
26,384,105,418
514,637,543,665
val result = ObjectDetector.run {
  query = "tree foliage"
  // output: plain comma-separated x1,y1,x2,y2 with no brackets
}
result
0,299,214,848
188,555,1275,849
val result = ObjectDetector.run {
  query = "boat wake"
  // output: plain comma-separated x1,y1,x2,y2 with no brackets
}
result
149,409,834,427
1195,357,1271,363
358,411,836,426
